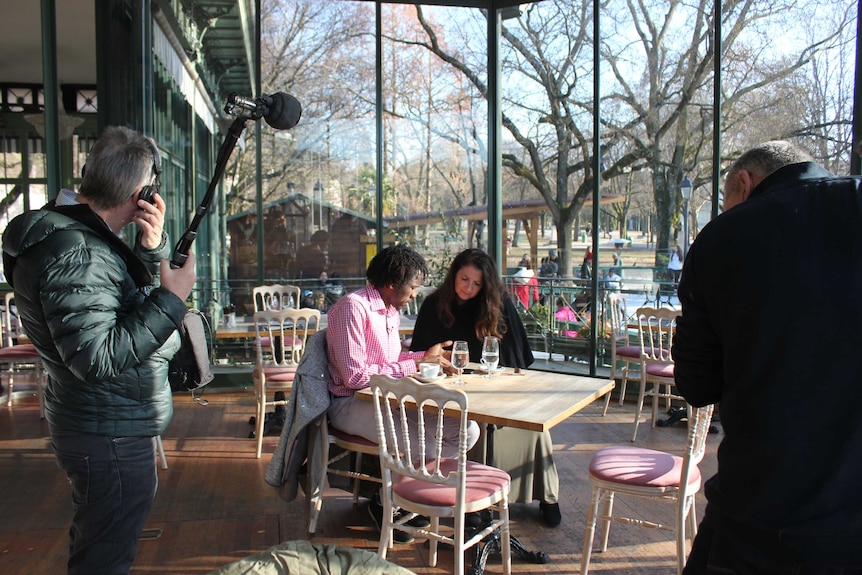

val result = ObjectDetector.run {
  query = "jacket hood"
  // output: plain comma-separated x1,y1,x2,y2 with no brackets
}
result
3,209,83,288
3,209,62,257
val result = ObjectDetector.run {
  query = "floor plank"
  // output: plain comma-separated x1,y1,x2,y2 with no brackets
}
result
0,384,718,574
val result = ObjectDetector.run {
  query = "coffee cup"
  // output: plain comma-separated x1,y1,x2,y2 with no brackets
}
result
418,362,441,379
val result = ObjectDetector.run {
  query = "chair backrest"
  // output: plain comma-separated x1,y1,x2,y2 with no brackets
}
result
606,293,629,345
252,284,301,312
369,374,469,493
253,308,320,367
680,404,716,497
635,306,678,364
2,292,23,347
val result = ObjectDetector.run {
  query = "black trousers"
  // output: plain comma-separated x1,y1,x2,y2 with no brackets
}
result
685,511,862,575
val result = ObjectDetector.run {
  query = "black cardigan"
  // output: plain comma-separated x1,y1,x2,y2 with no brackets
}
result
409,291,533,369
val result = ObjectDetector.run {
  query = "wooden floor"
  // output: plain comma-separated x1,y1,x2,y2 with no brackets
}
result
0,379,719,574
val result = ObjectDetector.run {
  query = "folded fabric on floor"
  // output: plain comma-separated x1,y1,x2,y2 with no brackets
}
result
206,540,414,575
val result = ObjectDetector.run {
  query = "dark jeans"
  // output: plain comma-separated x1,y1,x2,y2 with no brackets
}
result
51,433,158,575
685,510,862,575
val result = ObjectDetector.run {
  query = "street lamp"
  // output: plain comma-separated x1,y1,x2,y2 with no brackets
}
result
680,176,693,257
368,182,376,216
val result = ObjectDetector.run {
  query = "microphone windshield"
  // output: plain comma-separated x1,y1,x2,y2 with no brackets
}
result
264,93,302,130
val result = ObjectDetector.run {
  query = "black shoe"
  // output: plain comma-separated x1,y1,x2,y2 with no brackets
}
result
368,497,414,544
465,511,484,529
404,512,431,529
540,502,562,528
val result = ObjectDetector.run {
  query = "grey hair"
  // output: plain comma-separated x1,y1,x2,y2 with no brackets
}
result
79,126,158,210
727,140,813,182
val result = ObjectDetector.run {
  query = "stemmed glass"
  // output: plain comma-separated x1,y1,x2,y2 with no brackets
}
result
451,341,470,385
481,336,500,378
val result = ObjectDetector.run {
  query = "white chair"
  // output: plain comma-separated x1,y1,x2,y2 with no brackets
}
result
1,292,45,418
631,306,684,442
252,308,320,458
369,374,512,575
580,404,715,575
154,435,168,470
252,284,301,312
602,293,641,415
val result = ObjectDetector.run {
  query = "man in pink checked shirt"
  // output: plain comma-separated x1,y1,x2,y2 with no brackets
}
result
326,244,480,543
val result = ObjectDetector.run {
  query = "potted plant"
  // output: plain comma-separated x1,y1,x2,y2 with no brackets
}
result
518,303,551,354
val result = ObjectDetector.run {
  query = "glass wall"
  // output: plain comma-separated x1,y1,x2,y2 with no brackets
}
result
1,0,856,376
206,0,859,373
380,4,490,281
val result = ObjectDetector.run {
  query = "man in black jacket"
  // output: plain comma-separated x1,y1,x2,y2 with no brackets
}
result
2,127,196,575
674,140,862,573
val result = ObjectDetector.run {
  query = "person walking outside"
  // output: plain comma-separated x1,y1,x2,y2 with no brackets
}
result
667,245,683,283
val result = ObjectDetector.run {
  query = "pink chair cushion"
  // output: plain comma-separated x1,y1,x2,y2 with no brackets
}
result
644,362,674,378
617,346,670,360
0,344,41,361
614,345,641,358
589,445,701,490
392,459,510,507
253,365,298,383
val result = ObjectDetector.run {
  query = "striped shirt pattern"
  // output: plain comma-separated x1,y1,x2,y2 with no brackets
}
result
326,285,423,397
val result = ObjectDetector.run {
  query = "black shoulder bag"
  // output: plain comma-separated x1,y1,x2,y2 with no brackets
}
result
168,308,215,397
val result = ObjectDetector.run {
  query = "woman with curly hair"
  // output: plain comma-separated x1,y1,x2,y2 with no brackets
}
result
410,248,562,527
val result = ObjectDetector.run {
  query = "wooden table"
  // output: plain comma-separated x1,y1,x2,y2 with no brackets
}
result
356,365,612,432
463,368,611,571
357,363,613,438
445,364,614,432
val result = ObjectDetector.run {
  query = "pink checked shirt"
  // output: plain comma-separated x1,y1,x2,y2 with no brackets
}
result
326,285,424,397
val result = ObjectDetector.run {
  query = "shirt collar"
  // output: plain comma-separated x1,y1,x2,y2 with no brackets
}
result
363,284,394,314
750,162,835,198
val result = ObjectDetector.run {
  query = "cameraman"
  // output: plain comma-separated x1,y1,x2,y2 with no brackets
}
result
2,126,196,575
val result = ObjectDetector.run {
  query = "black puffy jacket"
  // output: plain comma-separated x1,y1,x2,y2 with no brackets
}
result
2,204,187,436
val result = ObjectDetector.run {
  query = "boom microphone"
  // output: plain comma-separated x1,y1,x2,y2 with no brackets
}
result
171,92,301,269
224,92,302,130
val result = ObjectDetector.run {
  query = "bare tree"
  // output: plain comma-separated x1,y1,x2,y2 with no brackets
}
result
226,1,374,215
237,0,853,278
403,0,852,271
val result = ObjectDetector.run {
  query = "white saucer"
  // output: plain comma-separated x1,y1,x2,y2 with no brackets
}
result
416,373,446,383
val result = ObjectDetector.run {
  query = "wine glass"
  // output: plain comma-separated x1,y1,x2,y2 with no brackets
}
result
481,336,500,378
451,341,470,385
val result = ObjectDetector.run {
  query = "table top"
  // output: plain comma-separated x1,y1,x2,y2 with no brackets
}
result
215,314,416,339
358,364,614,433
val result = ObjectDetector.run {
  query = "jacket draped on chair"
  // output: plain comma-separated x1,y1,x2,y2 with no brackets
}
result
265,329,331,501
